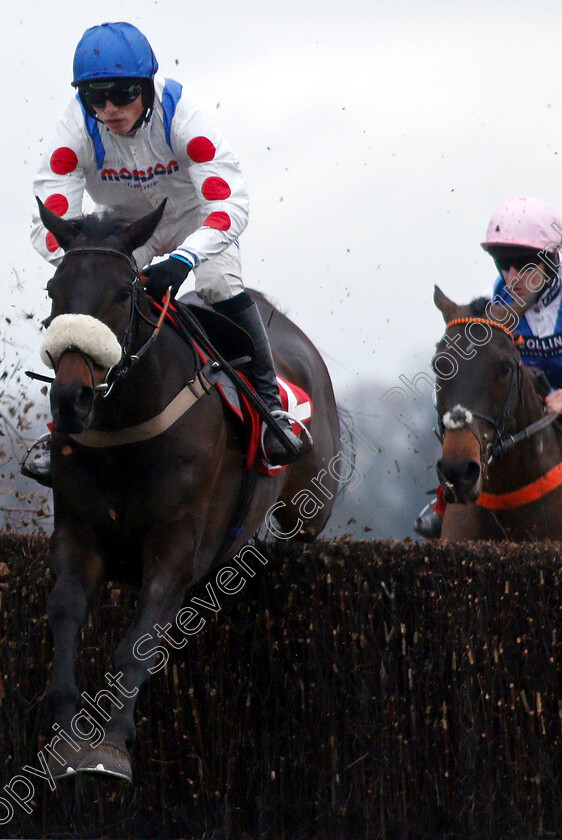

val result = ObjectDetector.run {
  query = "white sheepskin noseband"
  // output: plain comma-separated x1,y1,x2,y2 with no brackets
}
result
41,314,122,370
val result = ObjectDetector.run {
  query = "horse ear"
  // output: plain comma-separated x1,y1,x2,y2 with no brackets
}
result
36,196,81,252
113,200,167,255
434,285,459,323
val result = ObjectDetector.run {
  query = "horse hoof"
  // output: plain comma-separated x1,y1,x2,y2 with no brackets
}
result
46,740,81,779
49,760,78,780
75,742,133,783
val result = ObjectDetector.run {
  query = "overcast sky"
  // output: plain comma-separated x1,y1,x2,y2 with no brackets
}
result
4,0,562,403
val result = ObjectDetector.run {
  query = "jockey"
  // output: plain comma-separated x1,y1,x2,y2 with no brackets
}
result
414,195,562,538
24,21,305,486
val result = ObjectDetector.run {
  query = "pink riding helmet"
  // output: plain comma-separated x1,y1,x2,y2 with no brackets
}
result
481,196,562,253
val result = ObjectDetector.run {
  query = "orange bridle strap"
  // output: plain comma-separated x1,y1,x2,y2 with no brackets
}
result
445,317,524,345
476,460,562,509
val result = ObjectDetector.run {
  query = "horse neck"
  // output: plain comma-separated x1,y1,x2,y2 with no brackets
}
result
94,310,196,426
484,369,562,492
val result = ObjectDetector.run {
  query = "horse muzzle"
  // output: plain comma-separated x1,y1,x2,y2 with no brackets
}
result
50,375,96,434
41,314,123,433
436,427,484,503
437,455,482,503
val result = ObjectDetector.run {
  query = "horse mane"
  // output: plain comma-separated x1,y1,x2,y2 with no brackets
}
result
69,211,135,245
467,296,491,317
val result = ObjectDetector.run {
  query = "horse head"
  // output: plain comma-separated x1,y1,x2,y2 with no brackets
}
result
432,284,541,503
38,198,166,433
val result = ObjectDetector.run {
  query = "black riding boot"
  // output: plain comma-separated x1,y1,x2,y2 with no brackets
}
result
21,433,52,487
413,498,443,539
213,292,308,465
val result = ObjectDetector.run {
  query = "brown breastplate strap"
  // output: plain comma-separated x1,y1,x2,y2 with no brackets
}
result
69,377,210,448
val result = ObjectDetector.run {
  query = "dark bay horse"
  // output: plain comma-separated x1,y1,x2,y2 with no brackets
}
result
34,199,342,782
433,285,562,540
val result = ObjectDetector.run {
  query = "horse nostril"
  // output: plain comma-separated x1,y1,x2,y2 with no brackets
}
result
50,381,95,433
464,460,481,487
75,385,94,415
437,458,481,495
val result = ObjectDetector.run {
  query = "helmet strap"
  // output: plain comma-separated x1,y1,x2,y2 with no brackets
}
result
540,251,559,288
125,79,155,132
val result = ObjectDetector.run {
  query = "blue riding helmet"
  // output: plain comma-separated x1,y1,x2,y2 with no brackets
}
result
72,21,158,85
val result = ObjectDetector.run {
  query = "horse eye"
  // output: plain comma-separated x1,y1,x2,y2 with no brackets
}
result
116,288,132,303
497,360,512,378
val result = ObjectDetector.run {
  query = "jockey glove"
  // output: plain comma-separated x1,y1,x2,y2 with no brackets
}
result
144,256,192,299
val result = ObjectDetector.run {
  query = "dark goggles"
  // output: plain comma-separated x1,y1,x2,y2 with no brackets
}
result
487,247,542,274
79,80,142,109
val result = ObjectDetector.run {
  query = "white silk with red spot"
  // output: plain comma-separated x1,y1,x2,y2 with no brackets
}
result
31,76,249,269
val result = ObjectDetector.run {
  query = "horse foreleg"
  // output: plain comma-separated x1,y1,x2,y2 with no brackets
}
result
75,525,197,780
46,528,105,775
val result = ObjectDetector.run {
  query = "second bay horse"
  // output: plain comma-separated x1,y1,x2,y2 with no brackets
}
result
433,285,562,540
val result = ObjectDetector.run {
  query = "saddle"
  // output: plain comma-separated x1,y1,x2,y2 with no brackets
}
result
150,292,313,474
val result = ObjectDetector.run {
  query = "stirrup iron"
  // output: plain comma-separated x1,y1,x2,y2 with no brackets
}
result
260,409,313,470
